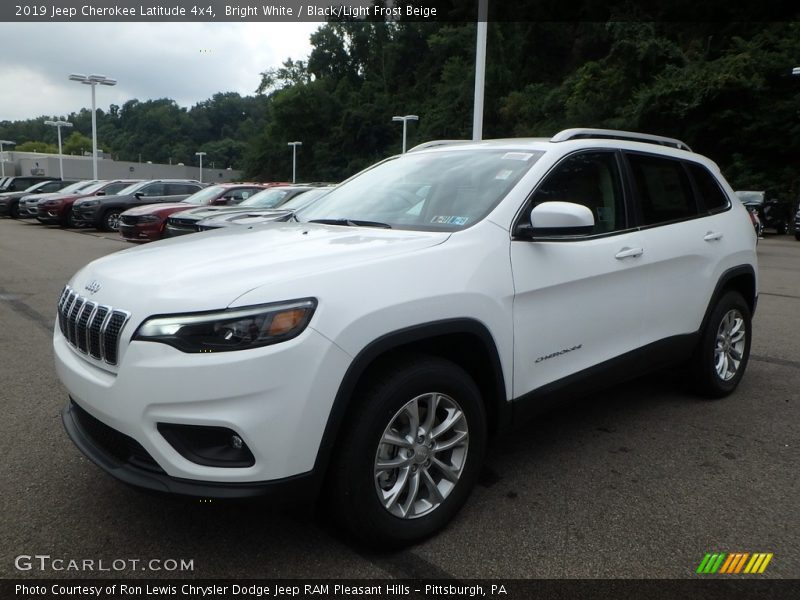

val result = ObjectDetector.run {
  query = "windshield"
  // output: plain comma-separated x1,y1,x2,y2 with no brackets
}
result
281,188,331,211
102,181,137,195
59,180,97,194
298,149,542,231
78,181,109,195
240,188,295,208
184,185,227,205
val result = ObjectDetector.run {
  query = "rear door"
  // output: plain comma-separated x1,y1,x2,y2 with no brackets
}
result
624,152,725,343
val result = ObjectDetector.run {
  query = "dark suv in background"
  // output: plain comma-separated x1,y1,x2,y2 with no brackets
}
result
0,175,58,193
36,180,142,227
73,180,204,231
0,179,76,218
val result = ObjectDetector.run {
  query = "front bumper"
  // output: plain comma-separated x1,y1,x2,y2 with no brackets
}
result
163,221,198,237
119,221,162,242
54,322,351,491
74,205,100,227
62,399,318,499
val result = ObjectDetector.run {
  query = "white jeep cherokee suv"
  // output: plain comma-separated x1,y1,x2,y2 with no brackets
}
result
55,129,757,546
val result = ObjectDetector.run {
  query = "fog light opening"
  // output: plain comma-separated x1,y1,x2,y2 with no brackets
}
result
157,423,255,468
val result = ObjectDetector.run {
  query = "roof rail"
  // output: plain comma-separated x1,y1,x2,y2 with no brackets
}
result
407,140,473,153
550,128,692,152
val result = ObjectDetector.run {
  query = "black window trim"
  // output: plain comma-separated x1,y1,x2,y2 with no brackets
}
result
511,148,638,242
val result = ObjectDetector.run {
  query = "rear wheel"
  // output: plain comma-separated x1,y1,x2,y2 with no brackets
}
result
101,209,121,232
327,356,486,547
691,291,751,398
9,201,19,219
777,219,788,235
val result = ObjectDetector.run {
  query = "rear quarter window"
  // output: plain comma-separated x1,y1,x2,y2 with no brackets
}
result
687,163,730,213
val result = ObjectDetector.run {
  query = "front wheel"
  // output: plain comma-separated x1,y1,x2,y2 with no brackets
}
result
328,356,486,547
691,291,752,398
9,201,20,219
101,209,121,232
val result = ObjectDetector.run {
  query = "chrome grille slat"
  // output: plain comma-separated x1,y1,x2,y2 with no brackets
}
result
57,285,129,366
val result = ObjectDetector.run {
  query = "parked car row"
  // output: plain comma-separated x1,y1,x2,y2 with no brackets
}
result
1,177,335,244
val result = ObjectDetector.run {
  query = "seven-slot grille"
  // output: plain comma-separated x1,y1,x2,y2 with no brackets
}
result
57,286,130,365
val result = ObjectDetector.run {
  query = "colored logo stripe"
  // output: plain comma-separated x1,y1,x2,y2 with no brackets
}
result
698,552,773,574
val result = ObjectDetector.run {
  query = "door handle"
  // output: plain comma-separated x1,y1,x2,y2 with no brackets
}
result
704,231,723,242
615,247,644,259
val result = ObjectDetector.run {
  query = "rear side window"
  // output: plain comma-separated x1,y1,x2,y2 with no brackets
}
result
626,154,698,226
167,183,201,195
531,151,626,234
688,163,729,212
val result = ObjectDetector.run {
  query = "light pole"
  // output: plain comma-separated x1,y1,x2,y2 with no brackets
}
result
44,120,73,180
195,151,206,183
287,141,302,183
0,140,14,178
472,0,488,140
392,115,419,153
68,73,117,179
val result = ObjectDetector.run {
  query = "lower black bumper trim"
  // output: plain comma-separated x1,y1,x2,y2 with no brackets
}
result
62,399,318,501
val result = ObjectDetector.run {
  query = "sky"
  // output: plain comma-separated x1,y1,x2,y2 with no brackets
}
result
0,22,322,122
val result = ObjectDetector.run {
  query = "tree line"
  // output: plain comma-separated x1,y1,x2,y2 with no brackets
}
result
2,15,798,200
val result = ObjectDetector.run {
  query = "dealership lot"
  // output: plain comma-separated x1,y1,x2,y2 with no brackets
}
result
0,218,797,579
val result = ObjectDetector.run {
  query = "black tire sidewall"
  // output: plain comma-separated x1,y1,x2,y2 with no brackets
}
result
9,201,19,219
332,357,487,547
694,291,752,398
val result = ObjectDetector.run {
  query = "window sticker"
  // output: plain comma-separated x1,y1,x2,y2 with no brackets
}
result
495,169,513,180
502,152,535,161
431,215,470,226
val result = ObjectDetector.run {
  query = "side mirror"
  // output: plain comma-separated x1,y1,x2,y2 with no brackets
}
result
95,191,105,196
134,191,144,199
518,201,595,239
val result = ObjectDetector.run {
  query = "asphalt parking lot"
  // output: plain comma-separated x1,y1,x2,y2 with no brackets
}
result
0,218,798,580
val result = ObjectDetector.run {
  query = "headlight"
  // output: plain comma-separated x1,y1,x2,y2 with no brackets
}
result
136,215,160,223
133,299,317,353
79,200,100,208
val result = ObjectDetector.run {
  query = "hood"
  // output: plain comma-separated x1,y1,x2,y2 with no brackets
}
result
174,205,259,221
69,223,450,315
123,202,193,216
199,209,290,226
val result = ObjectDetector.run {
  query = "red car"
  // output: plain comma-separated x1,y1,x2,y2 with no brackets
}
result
36,180,142,227
118,183,270,242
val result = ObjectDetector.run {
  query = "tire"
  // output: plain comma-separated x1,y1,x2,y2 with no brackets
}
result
9,201,19,219
63,208,78,228
691,291,752,398
794,232,800,241
777,220,788,235
327,355,487,548
101,209,121,232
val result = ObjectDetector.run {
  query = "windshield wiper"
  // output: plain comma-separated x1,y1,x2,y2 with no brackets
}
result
307,218,392,229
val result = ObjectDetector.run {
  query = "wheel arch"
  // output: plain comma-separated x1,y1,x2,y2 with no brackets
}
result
312,319,509,484
699,265,757,335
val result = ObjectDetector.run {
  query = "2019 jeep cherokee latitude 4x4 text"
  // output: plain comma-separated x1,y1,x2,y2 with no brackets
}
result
55,129,757,546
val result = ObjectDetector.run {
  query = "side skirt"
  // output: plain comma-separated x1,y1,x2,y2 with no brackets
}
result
511,333,699,424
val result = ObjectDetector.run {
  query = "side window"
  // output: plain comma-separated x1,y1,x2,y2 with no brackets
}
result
165,184,188,196
42,181,63,192
138,183,165,196
627,153,698,225
687,163,729,213
531,152,626,234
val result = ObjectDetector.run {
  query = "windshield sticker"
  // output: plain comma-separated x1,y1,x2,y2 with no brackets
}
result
431,215,470,226
495,169,513,180
502,152,535,161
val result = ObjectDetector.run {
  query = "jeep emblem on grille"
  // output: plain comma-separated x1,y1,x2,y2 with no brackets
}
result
84,280,102,294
